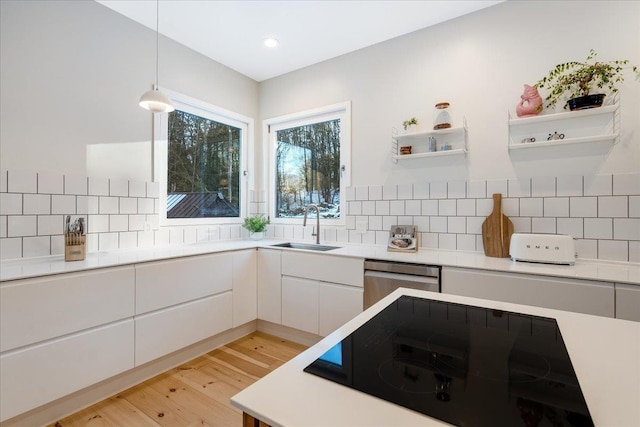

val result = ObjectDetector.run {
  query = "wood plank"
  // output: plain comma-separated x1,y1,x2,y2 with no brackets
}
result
93,396,161,427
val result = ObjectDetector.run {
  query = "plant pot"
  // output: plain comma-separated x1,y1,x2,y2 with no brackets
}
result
249,231,264,240
567,94,605,111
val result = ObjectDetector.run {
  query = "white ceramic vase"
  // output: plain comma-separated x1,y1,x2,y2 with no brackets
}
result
250,231,264,240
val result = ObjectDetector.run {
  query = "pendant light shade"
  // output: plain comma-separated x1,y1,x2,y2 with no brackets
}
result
139,0,174,113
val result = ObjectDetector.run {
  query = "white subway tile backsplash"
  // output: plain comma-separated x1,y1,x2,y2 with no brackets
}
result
575,239,597,259
8,216,36,237
22,236,50,258
570,197,597,218
169,227,184,245
456,199,475,216
422,200,438,216
448,217,466,233
439,199,456,216
511,217,531,233
397,216,413,225
51,195,76,214
439,234,456,250
405,200,421,216
23,194,50,215
147,182,160,198
183,227,197,244
584,218,613,239
613,173,640,196
502,198,519,217
146,214,159,230
368,185,382,200
37,172,64,195
584,174,612,196
375,200,390,216
129,180,146,198
413,216,429,232
375,230,388,245
466,180,486,199
476,199,493,216
447,181,465,199
38,215,64,236
110,179,128,197
0,216,6,238
118,197,137,214
154,228,171,246
383,184,397,200
99,196,119,214
138,198,154,214
598,240,628,262
88,215,109,233
466,216,484,234
369,216,383,230
531,176,556,197
413,182,429,199
397,184,413,200
99,233,119,251
88,177,109,196
421,233,438,249
8,170,37,193
630,196,640,218
349,201,362,215
430,216,447,233
486,179,507,197
457,234,476,252
50,235,65,255
362,201,376,215
544,198,569,217
348,230,362,244
630,241,640,263
508,179,530,197
430,182,447,199
0,170,7,193
382,216,397,231
598,196,628,218
557,218,583,238
109,215,128,232
0,238,22,259
362,231,376,245
336,228,349,243
520,198,543,217
355,186,369,201
345,186,355,201
614,218,640,241
531,218,556,234
119,232,138,249
64,175,88,195
557,175,583,197
76,196,99,215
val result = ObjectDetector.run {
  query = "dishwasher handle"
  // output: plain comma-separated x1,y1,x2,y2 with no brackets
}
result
364,270,440,286
364,260,440,278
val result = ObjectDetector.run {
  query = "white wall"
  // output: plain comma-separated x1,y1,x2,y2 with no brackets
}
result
0,0,258,182
259,0,640,186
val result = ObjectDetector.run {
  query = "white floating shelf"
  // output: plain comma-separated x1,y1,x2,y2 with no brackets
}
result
508,134,618,151
508,104,618,126
397,125,466,140
393,148,467,160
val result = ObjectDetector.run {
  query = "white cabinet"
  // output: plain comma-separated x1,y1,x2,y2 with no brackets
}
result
615,283,640,322
282,276,319,335
281,251,363,287
135,253,232,315
134,292,232,366
507,101,618,151
232,249,257,327
257,249,282,324
442,267,614,317
0,266,135,352
1,319,134,422
318,282,363,337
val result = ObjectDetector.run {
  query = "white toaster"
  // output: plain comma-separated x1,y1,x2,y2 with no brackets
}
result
509,233,576,265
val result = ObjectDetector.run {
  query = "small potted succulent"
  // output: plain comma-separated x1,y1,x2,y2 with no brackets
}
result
535,49,638,111
242,214,270,240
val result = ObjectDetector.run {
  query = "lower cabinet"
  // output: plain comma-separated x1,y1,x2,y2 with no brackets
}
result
257,249,282,324
442,267,615,317
134,292,233,366
232,250,258,327
615,283,640,321
0,319,134,421
281,276,363,337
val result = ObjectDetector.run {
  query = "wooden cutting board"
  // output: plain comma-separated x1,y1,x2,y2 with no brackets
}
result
482,193,514,258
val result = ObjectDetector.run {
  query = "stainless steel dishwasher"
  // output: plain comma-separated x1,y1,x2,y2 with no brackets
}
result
363,259,441,309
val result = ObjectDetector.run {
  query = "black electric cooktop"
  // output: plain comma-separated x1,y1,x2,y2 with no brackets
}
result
304,296,594,427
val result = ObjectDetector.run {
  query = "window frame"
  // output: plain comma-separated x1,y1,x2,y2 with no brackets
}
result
264,101,351,226
154,89,253,226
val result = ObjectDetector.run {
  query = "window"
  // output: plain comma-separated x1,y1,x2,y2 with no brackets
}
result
155,91,252,225
266,102,351,224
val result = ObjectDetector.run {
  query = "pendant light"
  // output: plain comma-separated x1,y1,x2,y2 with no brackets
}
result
139,0,174,113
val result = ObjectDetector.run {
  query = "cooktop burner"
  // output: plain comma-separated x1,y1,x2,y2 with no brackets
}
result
304,296,594,427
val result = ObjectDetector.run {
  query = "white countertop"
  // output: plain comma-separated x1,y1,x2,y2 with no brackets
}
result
1,239,638,285
231,288,640,427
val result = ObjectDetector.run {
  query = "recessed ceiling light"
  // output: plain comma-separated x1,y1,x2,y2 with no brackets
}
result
264,38,280,48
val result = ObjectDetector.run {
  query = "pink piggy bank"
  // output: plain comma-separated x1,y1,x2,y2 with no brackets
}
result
516,84,543,117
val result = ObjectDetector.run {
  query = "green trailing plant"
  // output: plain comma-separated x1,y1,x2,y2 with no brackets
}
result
402,117,418,130
535,49,639,109
242,214,270,233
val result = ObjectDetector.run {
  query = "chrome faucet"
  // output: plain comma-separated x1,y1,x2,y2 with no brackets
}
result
303,204,321,244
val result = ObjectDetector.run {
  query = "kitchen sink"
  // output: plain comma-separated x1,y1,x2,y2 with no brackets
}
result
270,242,341,252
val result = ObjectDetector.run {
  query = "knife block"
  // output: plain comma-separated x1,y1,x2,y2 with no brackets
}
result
65,234,86,262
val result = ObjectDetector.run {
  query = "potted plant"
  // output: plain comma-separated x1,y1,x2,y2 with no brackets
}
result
242,214,270,240
402,117,418,130
535,49,638,111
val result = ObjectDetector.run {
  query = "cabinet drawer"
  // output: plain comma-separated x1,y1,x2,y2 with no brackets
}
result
616,283,640,322
135,253,232,314
0,319,134,422
282,276,319,334
281,252,363,287
319,283,363,337
135,292,233,366
443,267,614,317
0,266,135,352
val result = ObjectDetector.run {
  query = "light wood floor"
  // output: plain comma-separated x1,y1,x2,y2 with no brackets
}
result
49,332,307,427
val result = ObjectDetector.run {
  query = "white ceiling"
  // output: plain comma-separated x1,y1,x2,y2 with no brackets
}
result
97,0,503,82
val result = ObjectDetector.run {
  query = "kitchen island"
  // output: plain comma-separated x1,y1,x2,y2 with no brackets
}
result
231,288,640,427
